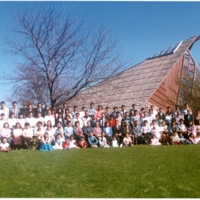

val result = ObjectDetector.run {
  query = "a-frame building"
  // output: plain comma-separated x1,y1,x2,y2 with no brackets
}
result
66,35,200,111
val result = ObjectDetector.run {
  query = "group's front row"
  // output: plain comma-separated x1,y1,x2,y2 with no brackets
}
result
0,118,200,152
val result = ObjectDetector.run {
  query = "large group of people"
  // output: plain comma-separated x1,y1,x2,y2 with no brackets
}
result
0,101,200,152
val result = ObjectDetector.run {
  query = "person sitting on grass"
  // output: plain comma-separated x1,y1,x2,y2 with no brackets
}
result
99,132,110,148
122,133,133,147
54,133,64,150
88,131,98,148
193,134,200,144
188,132,196,144
77,136,88,148
111,136,119,147
0,137,10,152
39,132,54,151
171,129,181,145
62,137,70,149
179,133,191,144
68,135,80,149
150,134,161,146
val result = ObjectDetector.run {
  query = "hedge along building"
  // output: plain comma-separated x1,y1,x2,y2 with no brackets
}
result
66,35,200,111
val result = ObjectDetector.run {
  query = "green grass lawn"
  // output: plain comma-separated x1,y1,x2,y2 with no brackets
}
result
0,145,200,198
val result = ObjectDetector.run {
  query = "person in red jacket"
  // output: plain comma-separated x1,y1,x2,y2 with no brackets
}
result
77,136,88,148
62,138,70,149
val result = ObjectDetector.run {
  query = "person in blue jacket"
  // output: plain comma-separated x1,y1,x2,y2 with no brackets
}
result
87,131,98,148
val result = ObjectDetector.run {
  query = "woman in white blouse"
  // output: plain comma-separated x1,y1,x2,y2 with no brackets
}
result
12,122,23,150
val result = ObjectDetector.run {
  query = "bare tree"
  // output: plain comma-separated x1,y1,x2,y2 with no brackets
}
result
2,5,127,108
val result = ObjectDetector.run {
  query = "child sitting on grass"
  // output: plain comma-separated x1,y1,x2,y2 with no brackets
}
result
77,136,88,148
62,137,70,149
171,130,181,145
179,133,191,144
39,132,54,151
194,134,200,144
99,132,110,148
0,137,10,152
54,133,64,150
123,133,133,147
88,131,98,148
68,135,80,149
150,134,161,146
111,136,119,147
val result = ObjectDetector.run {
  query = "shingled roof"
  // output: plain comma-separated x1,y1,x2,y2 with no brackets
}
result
66,35,200,110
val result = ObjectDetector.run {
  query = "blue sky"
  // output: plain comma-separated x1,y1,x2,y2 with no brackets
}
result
0,1,200,107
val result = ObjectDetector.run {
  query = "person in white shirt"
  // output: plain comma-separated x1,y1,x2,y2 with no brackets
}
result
141,111,150,126
26,111,36,128
82,111,91,127
150,120,161,140
150,134,161,146
148,109,155,125
44,120,55,145
141,120,152,144
0,137,10,152
111,136,119,147
17,113,25,128
73,113,83,128
0,101,9,120
12,122,23,150
99,132,110,148
68,135,79,149
8,112,17,129
44,110,55,127
22,122,34,149
0,113,7,129
54,133,64,150
34,121,45,140
79,106,87,118
35,111,45,127
150,105,158,119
